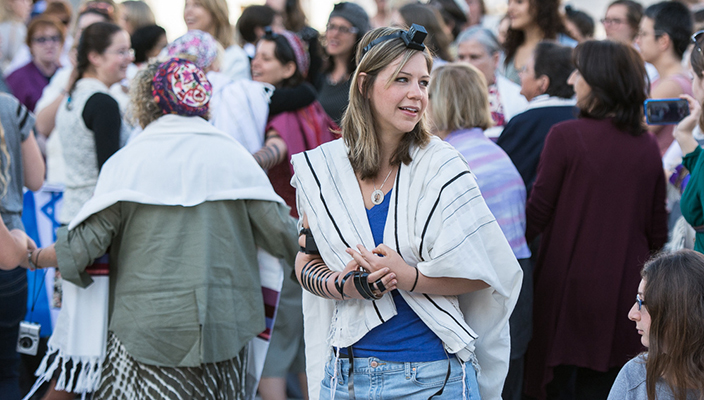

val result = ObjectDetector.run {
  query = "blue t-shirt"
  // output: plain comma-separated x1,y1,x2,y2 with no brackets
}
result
346,189,447,362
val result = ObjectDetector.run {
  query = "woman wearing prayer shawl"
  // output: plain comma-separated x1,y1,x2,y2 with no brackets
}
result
291,25,522,400
22,58,299,400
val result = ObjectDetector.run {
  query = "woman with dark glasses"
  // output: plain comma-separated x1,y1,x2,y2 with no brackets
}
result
607,250,704,399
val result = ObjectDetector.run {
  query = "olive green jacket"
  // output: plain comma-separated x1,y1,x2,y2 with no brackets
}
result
55,200,298,367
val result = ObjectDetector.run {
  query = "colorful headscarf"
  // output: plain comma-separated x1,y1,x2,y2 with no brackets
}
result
152,58,212,117
278,30,310,78
165,30,218,70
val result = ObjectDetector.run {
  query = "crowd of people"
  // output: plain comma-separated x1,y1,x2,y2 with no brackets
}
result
1,0,704,400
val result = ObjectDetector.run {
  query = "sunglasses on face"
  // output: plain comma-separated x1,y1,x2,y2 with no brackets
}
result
32,35,62,44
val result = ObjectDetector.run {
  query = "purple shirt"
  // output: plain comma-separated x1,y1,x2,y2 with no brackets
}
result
6,61,52,111
445,128,531,258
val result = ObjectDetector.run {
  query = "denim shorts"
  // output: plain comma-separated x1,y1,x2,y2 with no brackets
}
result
320,355,482,400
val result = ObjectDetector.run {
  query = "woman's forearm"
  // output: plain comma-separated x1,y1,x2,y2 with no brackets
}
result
0,228,29,270
253,131,287,170
34,94,64,136
21,131,45,191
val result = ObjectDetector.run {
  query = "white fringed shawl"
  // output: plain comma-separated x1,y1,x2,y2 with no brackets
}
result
291,137,523,400
25,115,285,400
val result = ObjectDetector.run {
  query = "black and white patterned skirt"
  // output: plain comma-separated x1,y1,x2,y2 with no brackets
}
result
93,332,247,400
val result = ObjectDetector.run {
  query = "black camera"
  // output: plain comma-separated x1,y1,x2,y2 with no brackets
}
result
17,321,40,356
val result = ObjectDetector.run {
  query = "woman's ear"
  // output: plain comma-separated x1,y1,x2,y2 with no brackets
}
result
357,72,367,96
87,51,102,68
282,61,296,80
539,75,550,94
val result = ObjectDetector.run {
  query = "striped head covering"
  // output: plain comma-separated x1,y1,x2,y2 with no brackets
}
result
278,30,310,78
152,58,212,117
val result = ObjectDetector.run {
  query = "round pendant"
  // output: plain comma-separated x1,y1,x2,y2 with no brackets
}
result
371,189,384,205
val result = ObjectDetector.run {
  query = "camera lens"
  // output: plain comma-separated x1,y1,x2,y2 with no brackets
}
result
19,337,33,349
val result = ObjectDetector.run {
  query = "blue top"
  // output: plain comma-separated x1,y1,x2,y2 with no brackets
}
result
347,189,447,362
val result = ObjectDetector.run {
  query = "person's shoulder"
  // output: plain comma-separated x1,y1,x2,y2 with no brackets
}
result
611,356,648,397
0,92,23,116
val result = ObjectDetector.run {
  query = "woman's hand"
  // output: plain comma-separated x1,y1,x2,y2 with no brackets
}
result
347,244,412,291
674,94,702,155
11,230,36,269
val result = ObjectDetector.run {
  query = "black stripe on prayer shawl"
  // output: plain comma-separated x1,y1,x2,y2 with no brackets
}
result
304,152,352,248
423,294,478,339
418,170,471,261
394,164,402,257
303,151,386,324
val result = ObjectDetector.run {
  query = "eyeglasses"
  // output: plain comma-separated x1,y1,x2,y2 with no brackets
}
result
600,18,626,26
106,48,135,58
692,30,704,55
635,293,646,311
637,29,665,39
32,35,62,44
326,23,358,35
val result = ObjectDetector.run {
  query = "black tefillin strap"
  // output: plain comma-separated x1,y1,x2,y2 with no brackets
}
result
361,24,428,57
299,228,320,255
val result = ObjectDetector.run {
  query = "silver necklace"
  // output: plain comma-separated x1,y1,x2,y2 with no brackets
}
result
371,167,394,205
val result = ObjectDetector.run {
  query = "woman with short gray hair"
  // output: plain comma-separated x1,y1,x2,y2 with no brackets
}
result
456,26,527,138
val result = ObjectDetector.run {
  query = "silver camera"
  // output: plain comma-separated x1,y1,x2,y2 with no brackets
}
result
17,321,40,356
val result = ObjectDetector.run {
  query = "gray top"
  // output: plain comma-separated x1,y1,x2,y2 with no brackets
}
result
608,355,701,400
56,199,299,367
0,93,35,230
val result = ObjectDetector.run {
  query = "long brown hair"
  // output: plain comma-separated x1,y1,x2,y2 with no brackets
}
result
343,27,433,180
503,0,566,66
642,250,704,400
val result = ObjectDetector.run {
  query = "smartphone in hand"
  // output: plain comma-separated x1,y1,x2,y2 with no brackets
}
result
644,98,690,125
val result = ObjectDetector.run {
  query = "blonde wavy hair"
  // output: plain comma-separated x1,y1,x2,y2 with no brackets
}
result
343,27,433,180
191,0,234,48
0,123,9,198
428,62,493,133
129,61,163,129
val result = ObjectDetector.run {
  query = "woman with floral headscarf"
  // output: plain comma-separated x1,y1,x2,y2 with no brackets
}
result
22,58,299,400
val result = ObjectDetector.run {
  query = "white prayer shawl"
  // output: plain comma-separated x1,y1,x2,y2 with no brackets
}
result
291,137,523,400
27,115,285,399
207,71,273,154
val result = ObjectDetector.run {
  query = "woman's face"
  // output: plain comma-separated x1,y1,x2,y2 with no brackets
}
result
628,279,651,348
519,55,544,101
93,30,133,86
507,0,534,31
10,0,32,23
466,0,483,27
567,68,591,108
635,17,661,64
251,40,296,86
29,26,63,66
457,39,498,85
693,69,704,105
603,4,635,44
365,52,429,138
184,0,214,34
325,16,357,59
